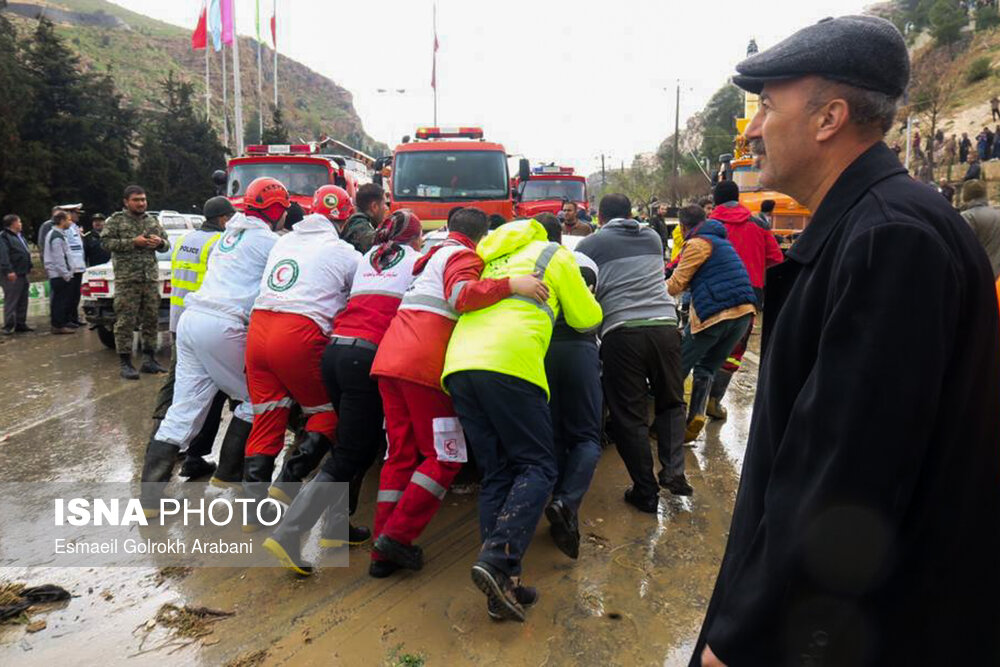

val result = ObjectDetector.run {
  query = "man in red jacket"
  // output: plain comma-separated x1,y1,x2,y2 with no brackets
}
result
705,180,784,420
368,208,549,583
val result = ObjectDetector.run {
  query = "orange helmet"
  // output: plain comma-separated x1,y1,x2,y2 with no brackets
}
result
312,185,354,222
244,177,290,212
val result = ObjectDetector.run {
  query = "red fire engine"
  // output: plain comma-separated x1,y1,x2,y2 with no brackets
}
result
374,127,527,229
514,164,588,219
212,141,373,214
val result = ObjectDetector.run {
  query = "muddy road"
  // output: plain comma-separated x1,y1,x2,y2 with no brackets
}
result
0,304,756,666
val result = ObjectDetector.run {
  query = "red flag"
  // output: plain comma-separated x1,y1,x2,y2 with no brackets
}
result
270,13,276,48
431,30,438,89
192,2,208,50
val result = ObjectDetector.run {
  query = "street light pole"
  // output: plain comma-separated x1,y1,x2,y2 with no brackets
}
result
673,79,680,205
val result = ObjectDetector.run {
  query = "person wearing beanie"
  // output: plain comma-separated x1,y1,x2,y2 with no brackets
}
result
695,16,1000,667
960,179,1000,279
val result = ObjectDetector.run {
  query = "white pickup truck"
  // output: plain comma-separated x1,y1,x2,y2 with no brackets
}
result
81,215,194,349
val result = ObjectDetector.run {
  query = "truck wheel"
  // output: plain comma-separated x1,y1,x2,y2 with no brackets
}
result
96,325,117,350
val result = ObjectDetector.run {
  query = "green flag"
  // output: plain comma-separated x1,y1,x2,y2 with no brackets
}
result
255,0,261,41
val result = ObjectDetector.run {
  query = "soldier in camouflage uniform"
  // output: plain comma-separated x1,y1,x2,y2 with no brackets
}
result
100,185,170,380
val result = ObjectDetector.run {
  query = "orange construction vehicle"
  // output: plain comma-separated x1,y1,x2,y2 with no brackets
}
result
374,126,523,229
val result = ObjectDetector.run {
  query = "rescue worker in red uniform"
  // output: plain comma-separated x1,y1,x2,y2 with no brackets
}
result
242,185,361,530
262,209,425,574
368,208,550,579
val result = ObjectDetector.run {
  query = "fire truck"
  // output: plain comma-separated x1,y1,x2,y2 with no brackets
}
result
212,139,373,213
514,164,589,219
374,126,526,229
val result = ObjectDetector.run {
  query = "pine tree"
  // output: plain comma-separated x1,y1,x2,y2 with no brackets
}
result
261,105,290,144
137,72,228,211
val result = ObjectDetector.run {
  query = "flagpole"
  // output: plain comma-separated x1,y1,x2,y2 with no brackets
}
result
205,41,210,120
232,1,244,156
256,0,262,143
222,43,230,150
433,3,438,126
272,0,278,109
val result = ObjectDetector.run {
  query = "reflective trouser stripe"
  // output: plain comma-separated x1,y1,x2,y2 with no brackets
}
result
252,397,294,414
411,471,446,500
301,402,334,415
377,490,403,503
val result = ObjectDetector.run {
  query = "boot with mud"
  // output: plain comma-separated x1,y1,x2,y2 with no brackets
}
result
269,431,331,504
706,369,733,420
139,348,167,374
241,455,280,533
684,375,712,443
471,561,525,622
140,439,179,518
119,353,140,380
545,498,580,560
210,417,251,488
263,470,346,575
373,534,424,571
487,583,538,621
179,456,216,480
369,559,400,578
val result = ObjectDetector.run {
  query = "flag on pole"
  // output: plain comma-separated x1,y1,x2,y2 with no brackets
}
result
271,11,276,47
431,5,438,90
255,0,261,41
221,0,234,45
192,1,208,50
208,0,222,52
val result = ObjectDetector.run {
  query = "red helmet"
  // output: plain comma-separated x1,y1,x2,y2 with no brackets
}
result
312,185,354,222
244,177,290,212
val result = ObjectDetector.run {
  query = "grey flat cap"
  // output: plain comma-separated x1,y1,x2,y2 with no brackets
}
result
733,15,909,98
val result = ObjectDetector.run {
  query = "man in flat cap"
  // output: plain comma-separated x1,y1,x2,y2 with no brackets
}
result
694,15,1000,667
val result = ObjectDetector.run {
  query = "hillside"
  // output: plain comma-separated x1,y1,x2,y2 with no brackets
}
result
2,0,388,156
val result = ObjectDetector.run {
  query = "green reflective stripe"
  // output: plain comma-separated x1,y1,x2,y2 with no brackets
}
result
411,471,446,500
252,397,294,414
170,295,186,307
301,402,334,415
507,294,555,323
401,293,458,319
201,234,220,263
447,281,468,308
377,490,403,503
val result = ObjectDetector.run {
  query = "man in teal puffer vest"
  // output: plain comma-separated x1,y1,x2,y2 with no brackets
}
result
667,204,756,442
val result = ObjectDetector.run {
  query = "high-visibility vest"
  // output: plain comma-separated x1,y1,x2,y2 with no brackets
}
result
169,229,221,332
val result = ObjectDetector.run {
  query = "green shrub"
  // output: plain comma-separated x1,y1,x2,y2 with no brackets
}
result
977,6,1000,32
967,57,993,83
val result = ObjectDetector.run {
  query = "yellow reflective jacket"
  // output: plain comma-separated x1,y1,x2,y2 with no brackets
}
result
169,229,221,331
671,224,685,262
441,219,603,397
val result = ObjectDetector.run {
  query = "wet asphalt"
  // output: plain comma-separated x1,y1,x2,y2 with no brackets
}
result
0,302,756,666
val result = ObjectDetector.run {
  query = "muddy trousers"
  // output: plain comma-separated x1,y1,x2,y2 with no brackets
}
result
545,339,602,512
154,310,253,448
446,370,557,578
374,377,462,555
152,334,228,459
317,340,383,483
600,325,685,500
244,310,336,458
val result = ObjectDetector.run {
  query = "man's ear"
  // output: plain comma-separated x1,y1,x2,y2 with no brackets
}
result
815,98,850,143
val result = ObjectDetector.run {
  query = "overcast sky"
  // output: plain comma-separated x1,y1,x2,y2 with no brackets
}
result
110,0,871,175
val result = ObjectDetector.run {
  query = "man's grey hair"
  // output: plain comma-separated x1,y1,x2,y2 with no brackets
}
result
809,79,900,135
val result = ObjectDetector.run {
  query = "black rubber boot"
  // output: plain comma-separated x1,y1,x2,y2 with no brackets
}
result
707,369,733,420
269,431,332,504
179,456,216,480
242,455,278,533
262,470,346,575
373,534,424,571
211,417,251,489
140,348,168,374
120,353,139,380
140,439,179,518
320,521,372,548
684,375,712,443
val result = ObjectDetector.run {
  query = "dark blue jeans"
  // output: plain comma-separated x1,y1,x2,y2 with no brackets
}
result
446,370,556,577
681,314,753,383
545,339,602,512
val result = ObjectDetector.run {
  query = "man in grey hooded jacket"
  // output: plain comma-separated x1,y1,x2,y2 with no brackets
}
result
960,179,1000,279
43,211,76,334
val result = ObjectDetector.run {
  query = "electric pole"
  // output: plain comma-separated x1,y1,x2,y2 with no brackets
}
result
601,154,606,187
673,79,680,205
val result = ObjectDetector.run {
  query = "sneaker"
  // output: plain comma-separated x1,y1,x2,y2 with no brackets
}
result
659,474,693,497
1,328,13,336
545,499,580,560
14,325,34,332
487,584,538,621
624,487,659,514
470,561,524,622
65,322,80,329
51,327,76,335
373,534,423,571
